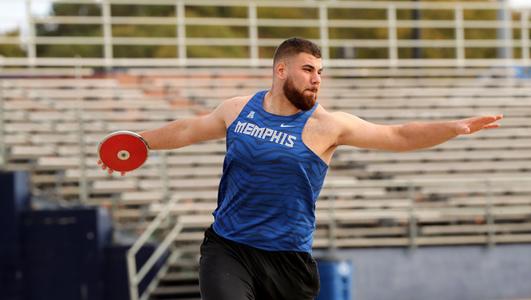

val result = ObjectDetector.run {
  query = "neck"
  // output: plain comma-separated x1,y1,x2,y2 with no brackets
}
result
264,86,300,116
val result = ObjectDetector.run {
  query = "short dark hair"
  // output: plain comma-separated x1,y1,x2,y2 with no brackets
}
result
273,37,321,64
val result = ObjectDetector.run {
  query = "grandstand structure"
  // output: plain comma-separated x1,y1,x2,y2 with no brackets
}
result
0,0,530,68
1,1,531,299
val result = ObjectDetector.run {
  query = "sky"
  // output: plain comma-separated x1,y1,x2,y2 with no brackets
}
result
511,0,531,8
0,0,531,34
0,0,53,33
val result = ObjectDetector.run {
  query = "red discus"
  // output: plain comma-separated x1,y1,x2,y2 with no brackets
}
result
98,131,148,175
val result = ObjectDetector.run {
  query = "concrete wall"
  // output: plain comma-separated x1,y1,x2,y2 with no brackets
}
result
315,244,531,300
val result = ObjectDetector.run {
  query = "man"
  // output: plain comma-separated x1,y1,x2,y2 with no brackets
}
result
99,38,502,299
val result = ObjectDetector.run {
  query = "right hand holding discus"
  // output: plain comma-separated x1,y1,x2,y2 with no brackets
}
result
97,131,149,176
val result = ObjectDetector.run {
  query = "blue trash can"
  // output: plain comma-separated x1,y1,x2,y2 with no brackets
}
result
514,66,531,79
316,259,353,300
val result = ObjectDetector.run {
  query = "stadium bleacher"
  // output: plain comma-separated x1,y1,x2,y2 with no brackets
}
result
1,66,531,299
3,0,531,297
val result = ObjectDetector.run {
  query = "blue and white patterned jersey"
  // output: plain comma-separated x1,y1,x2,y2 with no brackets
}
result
212,90,329,253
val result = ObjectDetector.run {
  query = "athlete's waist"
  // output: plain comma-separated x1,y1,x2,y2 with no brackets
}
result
212,221,314,253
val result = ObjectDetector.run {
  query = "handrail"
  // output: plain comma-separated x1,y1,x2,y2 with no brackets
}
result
320,177,531,249
126,195,182,300
74,61,88,204
329,177,531,189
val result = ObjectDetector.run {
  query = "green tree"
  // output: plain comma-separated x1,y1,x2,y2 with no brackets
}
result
0,29,26,57
0,0,518,61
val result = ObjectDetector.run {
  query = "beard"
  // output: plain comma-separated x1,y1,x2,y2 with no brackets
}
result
282,77,317,111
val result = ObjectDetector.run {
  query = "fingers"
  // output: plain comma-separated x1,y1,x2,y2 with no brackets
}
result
487,114,503,123
471,115,503,127
97,160,119,175
475,116,498,125
483,124,500,130
457,114,502,135
479,115,502,129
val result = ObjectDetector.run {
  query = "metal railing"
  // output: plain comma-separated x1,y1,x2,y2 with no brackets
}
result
124,176,531,299
322,177,531,250
126,151,178,300
126,194,184,300
0,0,529,68
74,61,88,204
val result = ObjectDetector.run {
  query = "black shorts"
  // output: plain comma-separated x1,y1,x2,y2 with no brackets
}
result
199,226,320,300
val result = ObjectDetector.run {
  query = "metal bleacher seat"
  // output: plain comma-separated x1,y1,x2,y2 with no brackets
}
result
2,67,531,249
4,68,531,300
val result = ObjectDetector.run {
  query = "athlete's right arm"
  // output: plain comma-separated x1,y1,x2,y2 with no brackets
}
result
138,96,248,150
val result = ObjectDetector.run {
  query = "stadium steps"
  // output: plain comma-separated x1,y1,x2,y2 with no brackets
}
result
3,70,531,300
150,254,201,300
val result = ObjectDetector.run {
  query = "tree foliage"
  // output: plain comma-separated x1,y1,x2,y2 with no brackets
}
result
0,1,519,60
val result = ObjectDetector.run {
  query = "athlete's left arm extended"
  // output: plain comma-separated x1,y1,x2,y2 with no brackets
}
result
334,112,503,152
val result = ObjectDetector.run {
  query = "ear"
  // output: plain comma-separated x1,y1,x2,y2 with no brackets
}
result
275,61,287,80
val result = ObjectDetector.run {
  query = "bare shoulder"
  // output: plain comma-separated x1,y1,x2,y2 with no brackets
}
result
300,105,345,162
309,105,343,130
305,105,343,142
218,94,254,127
220,94,253,112
329,110,355,122
307,106,365,144
328,110,366,129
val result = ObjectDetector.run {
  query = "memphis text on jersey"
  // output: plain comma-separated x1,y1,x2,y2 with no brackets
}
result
234,121,297,148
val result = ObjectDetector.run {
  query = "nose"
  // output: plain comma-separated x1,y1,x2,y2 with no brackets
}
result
311,72,321,85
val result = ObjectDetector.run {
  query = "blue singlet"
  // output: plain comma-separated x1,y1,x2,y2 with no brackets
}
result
212,90,329,253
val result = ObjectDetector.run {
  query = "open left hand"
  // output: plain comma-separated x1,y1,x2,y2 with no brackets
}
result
454,114,503,135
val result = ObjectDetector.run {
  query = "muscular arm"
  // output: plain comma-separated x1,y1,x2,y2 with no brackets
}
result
98,96,249,174
138,96,246,150
138,107,225,150
334,112,503,152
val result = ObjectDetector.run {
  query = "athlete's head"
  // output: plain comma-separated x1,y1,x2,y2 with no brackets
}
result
273,38,323,111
